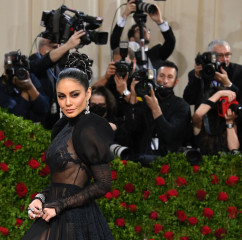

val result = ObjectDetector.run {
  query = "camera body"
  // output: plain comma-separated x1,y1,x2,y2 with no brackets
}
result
133,68,155,97
4,51,29,80
114,41,133,78
195,51,226,81
40,5,108,46
218,96,242,118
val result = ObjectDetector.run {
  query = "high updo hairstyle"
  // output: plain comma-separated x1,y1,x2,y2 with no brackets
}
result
57,51,93,90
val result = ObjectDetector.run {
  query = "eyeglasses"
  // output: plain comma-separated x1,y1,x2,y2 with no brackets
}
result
217,52,232,58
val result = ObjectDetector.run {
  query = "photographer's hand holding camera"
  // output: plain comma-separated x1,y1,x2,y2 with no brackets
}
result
183,39,242,110
0,51,49,124
193,89,240,155
124,61,191,162
110,0,176,70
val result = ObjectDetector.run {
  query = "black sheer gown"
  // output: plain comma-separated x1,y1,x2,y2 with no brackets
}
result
22,111,115,240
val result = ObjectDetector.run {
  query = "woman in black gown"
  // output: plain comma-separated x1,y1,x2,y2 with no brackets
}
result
22,52,115,240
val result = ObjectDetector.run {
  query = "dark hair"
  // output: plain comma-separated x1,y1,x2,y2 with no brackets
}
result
91,86,117,115
159,61,179,78
57,68,89,91
64,51,93,82
127,24,147,39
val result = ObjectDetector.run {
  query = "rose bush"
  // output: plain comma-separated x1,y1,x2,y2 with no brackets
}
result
0,108,241,240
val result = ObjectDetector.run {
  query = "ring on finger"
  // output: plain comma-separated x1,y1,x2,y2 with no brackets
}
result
28,209,32,215
30,207,34,212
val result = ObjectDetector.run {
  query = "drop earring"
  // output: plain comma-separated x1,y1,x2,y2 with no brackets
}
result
85,100,90,114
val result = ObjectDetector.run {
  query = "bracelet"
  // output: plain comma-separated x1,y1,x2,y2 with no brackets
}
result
202,99,215,108
35,193,45,204
226,123,234,129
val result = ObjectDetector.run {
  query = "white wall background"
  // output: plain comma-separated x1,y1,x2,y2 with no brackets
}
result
1,0,242,98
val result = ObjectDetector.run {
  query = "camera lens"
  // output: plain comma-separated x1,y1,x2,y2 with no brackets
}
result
15,68,28,80
136,2,157,14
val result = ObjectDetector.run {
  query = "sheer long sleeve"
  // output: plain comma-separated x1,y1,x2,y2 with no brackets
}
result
43,163,112,214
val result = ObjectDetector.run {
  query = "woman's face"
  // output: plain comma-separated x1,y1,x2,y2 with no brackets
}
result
56,78,91,118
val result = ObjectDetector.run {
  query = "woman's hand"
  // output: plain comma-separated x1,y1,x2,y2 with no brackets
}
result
27,199,43,220
42,208,57,222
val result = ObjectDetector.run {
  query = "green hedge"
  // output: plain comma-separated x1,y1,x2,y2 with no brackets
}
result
0,108,241,240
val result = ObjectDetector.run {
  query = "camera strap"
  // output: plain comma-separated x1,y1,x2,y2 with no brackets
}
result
203,114,212,135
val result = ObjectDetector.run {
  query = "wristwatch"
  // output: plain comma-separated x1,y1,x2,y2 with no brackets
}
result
226,123,234,129
122,89,130,97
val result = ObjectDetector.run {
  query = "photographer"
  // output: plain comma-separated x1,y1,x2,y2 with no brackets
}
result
110,0,176,70
93,46,136,119
183,39,242,110
193,89,240,155
0,51,49,124
29,30,86,129
120,61,191,164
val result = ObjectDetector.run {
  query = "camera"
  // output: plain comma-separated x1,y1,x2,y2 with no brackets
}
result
128,0,158,14
4,50,29,80
133,68,155,97
195,51,226,81
110,144,131,160
40,5,108,47
218,96,242,118
114,41,133,78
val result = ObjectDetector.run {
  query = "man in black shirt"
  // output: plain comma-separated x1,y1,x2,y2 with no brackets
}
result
183,39,242,110
119,61,191,164
110,0,176,71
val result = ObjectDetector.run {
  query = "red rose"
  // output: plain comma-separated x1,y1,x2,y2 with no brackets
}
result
13,144,22,151
0,226,9,236
226,176,239,187
115,218,125,227
16,182,28,197
16,218,23,228
134,225,142,233
121,160,127,165
4,139,14,148
153,224,162,234
193,165,199,173
180,237,189,240
188,217,198,225
41,153,45,162
155,176,166,186
124,183,135,193
0,163,8,172
120,202,127,208
104,192,113,200
0,131,5,141
211,174,219,184
30,192,38,199
167,189,178,198
128,204,137,212
111,171,117,180
143,190,150,199
159,194,168,202
160,164,170,174
39,165,50,177
227,206,237,218
197,189,207,201
28,158,40,169
203,208,214,219
214,228,226,239
218,192,228,201
201,225,211,235
164,231,174,239
176,177,187,187
112,189,120,198
149,211,158,220
176,210,187,222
